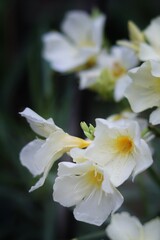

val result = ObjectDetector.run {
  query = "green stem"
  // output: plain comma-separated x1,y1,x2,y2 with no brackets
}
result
71,230,106,240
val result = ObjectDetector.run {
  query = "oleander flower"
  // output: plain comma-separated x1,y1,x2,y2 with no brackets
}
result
19,108,90,192
106,212,160,240
53,148,123,226
125,60,160,125
85,118,153,187
42,10,106,72
79,46,138,100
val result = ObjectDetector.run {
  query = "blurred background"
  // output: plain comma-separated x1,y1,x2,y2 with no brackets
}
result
1,0,160,239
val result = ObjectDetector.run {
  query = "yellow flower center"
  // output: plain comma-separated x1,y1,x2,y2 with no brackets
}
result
115,135,133,155
112,62,126,78
86,168,104,188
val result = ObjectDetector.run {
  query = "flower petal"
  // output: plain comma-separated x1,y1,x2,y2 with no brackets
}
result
106,212,143,240
20,139,45,176
144,16,160,49
139,43,160,61
29,161,53,192
150,60,160,77
19,107,58,138
33,130,67,174
91,14,106,48
42,31,76,59
53,175,91,207
106,155,136,187
61,11,92,45
150,107,160,125
114,75,132,101
74,187,123,226
53,161,94,206
132,139,153,180
143,217,160,240
79,68,101,89
126,61,160,112
51,51,93,72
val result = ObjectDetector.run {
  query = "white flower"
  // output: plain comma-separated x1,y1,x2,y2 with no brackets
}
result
19,108,90,192
85,118,153,187
139,16,160,61
79,46,138,101
125,60,160,125
106,212,160,240
53,148,123,226
42,10,106,72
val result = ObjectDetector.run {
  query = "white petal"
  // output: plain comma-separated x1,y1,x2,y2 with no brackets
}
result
106,212,143,240
106,155,136,187
111,46,139,69
79,68,101,89
69,148,87,163
51,52,92,72
29,161,53,192
114,75,132,101
42,31,76,62
57,161,91,177
126,61,160,112
61,11,92,45
150,107,160,125
139,43,160,61
144,16,160,49
132,139,153,180
34,130,77,174
143,217,160,240
20,139,45,176
150,60,160,77
53,175,91,207
74,188,123,226
91,14,106,48
20,107,58,137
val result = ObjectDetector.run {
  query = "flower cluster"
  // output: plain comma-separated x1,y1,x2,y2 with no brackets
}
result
20,107,153,226
19,9,160,239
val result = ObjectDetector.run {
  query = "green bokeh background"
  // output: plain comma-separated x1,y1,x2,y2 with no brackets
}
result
1,0,160,239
